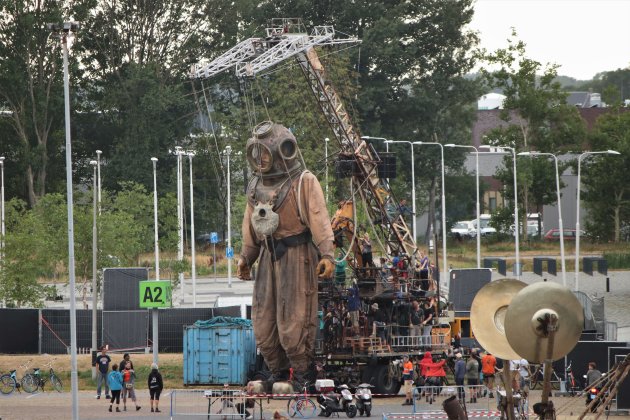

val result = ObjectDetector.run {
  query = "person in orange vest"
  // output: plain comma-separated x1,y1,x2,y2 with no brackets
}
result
481,351,497,398
402,355,414,406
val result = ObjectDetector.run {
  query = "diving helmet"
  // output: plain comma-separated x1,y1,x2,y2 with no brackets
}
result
246,121,301,177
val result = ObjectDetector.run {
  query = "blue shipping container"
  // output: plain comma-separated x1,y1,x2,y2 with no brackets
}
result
183,317,256,385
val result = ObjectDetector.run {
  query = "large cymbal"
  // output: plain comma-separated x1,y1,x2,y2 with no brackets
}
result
470,279,527,360
505,282,584,363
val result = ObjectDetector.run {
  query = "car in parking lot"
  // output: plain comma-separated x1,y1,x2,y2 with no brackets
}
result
543,228,584,241
450,220,476,239
471,214,497,236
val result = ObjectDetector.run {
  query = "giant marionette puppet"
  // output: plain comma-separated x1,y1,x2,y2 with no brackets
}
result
237,121,335,390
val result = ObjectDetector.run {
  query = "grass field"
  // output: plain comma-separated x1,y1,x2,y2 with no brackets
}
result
0,353,185,391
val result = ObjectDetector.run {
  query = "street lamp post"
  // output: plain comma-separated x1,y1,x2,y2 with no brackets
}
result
174,146,184,302
519,152,566,286
446,144,481,268
151,157,159,365
575,150,620,291
385,141,416,245
90,160,98,380
224,146,233,288
324,138,329,204
0,157,5,257
413,142,447,289
188,152,197,307
48,21,81,420
484,146,521,278
96,150,102,215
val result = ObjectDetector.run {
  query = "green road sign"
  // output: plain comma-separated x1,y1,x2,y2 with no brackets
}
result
139,280,172,308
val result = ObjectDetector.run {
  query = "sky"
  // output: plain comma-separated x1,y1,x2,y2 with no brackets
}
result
468,0,630,80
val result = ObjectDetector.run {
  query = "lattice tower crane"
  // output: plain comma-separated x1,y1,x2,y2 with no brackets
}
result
191,18,420,272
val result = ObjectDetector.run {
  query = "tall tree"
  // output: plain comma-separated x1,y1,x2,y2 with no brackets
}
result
0,0,69,206
582,108,630,242
481,31,586,238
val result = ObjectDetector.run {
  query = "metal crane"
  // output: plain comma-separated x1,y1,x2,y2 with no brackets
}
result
191,18,420,273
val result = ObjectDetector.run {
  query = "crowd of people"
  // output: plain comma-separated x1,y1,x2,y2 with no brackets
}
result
94,346,164,413
319,289,438,352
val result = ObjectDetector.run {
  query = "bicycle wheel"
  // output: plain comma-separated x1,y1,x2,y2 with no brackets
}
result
51,375,63,392
21,374,37,393
0,374,16,395
288,397,317,419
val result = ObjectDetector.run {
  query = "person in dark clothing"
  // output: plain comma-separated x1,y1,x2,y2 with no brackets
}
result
347,280,361,336
119,353,135,371
95,346,111,399
369,303,387,343
585,362,602,387
454,353,466,401
147,363,164,413
361,233,374,268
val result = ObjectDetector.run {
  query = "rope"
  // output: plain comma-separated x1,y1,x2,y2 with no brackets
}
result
40,315,68,348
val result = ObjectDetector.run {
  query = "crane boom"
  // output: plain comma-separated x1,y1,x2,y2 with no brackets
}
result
191,18,419,264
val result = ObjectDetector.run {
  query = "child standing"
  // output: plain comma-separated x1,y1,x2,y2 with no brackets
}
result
107,364,123,412
147,363,164,413
121,364,141,411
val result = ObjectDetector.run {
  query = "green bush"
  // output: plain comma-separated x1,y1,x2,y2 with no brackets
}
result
603,252,630,269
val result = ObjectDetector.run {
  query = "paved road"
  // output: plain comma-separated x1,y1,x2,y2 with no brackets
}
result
0,388,619,420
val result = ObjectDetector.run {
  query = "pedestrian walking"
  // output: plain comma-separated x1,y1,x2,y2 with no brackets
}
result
147,363,163,413
108,364,123,412
95,346,111,399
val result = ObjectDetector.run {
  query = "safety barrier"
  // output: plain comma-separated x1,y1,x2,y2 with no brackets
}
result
170,389,263,419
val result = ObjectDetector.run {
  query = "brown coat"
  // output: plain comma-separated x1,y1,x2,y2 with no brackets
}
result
241,171,334,373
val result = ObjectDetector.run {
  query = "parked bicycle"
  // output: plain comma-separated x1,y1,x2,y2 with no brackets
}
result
0,360,33,395
21,359,63,393
529,364,561,390
565,361,581,396
497,389,529,420
287,382,317,419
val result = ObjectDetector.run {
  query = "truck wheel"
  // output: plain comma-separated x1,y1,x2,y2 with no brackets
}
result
372,365,401,395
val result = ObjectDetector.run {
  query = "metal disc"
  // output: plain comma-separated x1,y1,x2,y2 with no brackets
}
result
470,278,527,360
505,282,584,363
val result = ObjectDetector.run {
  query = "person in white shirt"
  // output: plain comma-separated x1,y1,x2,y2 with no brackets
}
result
518,359,529,392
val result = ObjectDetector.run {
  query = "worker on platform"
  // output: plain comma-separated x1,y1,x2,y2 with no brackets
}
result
237,121,335,391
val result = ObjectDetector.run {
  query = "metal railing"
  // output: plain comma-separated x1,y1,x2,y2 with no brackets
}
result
171,389,260,419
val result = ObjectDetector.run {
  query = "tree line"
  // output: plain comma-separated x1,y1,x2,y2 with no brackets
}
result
1,1,629,306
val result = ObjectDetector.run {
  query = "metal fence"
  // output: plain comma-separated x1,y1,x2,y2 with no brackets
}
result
170,389,262,419
0,306,245,354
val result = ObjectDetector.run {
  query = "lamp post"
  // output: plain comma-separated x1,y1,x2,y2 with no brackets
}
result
48,21,80,420
324,138,329,204
95,150,102,215
224,146,233,288
485,145,521,278
90,160,98,380
174,146,184,303
151,157,159,365
446,144,481,268
519,152,566,286
0,157,5,257
575,150,620,291
385,140,416,244
413,141,447,289
188,152,197,307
